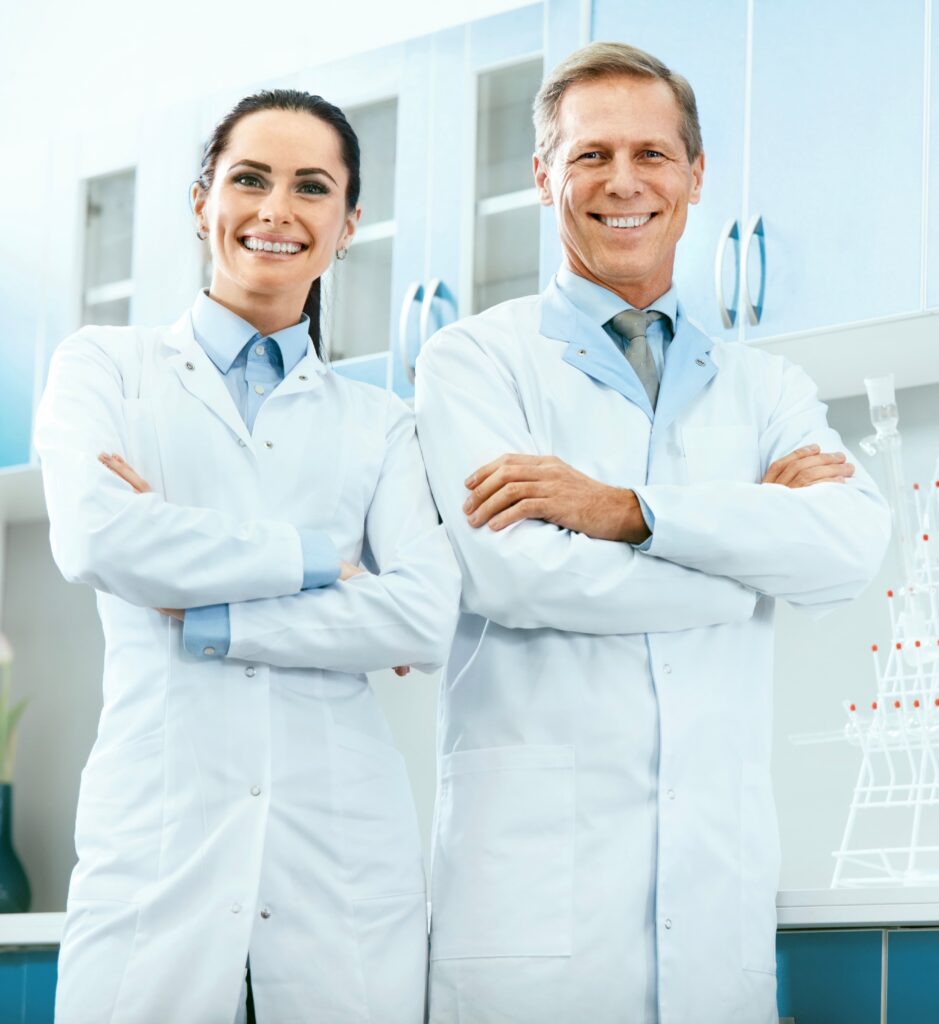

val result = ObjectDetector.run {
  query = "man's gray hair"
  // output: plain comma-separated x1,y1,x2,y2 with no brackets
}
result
533,41,703,166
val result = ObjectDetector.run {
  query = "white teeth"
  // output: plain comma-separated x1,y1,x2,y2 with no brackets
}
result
242,237,303,254
599,214,653,229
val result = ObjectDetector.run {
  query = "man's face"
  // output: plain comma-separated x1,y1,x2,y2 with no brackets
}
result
534,75,704,307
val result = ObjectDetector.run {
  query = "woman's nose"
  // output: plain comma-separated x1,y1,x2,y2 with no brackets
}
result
258,187,294,224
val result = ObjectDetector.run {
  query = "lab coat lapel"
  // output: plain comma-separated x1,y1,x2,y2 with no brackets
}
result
539,279,654,419
651,306,717,439
165,313,253,447
265,343,327,401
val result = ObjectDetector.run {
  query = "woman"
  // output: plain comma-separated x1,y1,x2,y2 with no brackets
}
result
35,90,461,1024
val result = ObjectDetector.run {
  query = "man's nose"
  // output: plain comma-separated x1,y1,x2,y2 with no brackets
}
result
605,154,642,197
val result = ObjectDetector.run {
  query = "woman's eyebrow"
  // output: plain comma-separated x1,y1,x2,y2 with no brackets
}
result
230,159,338,187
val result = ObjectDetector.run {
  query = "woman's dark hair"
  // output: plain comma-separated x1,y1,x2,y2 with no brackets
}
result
196,89,361,358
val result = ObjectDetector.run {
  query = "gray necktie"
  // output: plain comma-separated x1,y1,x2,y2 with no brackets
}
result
610,309,662,409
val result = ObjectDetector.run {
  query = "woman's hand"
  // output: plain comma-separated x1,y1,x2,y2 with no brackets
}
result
340,561,409,675
99,452,152,493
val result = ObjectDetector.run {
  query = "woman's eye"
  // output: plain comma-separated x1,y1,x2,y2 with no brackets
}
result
299,181,328,195
234,174,263,188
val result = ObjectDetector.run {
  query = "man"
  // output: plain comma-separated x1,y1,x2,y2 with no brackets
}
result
415,42,889,1024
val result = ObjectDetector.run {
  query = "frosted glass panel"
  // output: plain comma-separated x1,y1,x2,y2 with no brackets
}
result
474,204,540,312
83,170,135,293
476,59,542,200
347,99,397,226
327,237,393,361
82,298,131,328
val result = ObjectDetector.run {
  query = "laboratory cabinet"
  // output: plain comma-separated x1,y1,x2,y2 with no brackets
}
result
590,0,927,342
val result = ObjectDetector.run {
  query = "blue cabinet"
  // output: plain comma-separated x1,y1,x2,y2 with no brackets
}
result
0,949,56,1024
886,929,939,1022
588,0,927,341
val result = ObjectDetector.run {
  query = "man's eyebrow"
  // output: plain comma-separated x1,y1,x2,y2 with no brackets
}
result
231,160,338,186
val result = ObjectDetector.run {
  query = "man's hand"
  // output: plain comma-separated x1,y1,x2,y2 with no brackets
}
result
762,444,855,487
463,454,649,543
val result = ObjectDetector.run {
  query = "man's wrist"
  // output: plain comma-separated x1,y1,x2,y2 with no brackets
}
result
618,489,652,545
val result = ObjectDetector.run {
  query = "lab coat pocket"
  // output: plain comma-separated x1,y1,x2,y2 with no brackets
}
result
740,764,781,975
682,424,761,484
331,723,426,901
430,744,574,960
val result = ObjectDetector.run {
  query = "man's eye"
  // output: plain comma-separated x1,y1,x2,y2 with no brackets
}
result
579,151,602,161
642,150,665,160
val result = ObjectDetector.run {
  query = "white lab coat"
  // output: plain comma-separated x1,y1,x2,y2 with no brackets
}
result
34,311,461,1024
414,279,890,1024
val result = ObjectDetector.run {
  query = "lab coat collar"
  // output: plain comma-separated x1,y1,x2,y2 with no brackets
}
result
165,312,326,448
539,276,716,429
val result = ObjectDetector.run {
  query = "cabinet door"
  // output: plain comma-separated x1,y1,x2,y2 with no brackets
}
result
419,5,545,348
287,40,432,396
886,929,939,1022
746,1,924,339
590,0,748,340
926,13,939,309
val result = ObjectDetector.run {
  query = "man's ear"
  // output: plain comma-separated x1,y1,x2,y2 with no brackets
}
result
533,153,554,208
688,151,704,205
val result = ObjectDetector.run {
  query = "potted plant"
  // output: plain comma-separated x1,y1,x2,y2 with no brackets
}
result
0,632,30,912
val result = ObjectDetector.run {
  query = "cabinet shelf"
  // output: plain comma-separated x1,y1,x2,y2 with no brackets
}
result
0,913,64,949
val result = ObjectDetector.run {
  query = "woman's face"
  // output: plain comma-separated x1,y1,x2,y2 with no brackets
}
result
194,108,359,314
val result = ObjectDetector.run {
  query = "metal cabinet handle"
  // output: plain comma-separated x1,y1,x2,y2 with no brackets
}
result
398,280,424,385
714,218,739,329
740,214,766,325
419,277,446,350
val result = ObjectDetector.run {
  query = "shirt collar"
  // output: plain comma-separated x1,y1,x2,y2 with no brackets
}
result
555,264,678,332
190,290,311,375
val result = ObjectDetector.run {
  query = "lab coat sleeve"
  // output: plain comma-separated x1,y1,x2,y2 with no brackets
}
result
225,394,462,672
412,325,756,634
634,356,891,611
34,329,306,608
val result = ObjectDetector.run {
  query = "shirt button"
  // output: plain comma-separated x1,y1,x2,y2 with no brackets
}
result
250,785,261,797
255,344,266,356
245,666,256,678
254,383,265,395
663,664,672,674
260,907,272,920
664,918,672,930
230,902,242,914
203,646,216,656
667,789,676,800
264,441,274,449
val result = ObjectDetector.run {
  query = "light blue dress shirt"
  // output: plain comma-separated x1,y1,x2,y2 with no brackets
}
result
183,291,340,659
554,266,678,544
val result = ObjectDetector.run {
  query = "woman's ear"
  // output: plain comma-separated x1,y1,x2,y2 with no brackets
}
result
339,205,362,250
191,180,208,236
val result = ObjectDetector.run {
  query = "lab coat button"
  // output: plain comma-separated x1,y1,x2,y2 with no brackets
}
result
230,902,241,914
695,358,706,367
203,646,216,656
238,439,247,448
250,785,261,797
245,666,256,678
264,441,274,449
185,361,195,371
299,374,308,382
664,918,672,930
663,664,672,674
666,789,676,800
260,907,271,919
576,348,587,356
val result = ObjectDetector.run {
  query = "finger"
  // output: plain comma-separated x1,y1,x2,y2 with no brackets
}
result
775,451,845,488
762,444,821,484
469,482,545,527
464,453,545,490
99,453,152,493
393,666,411,677
489,498,549,532
464,462,549,514
791,463,855,488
